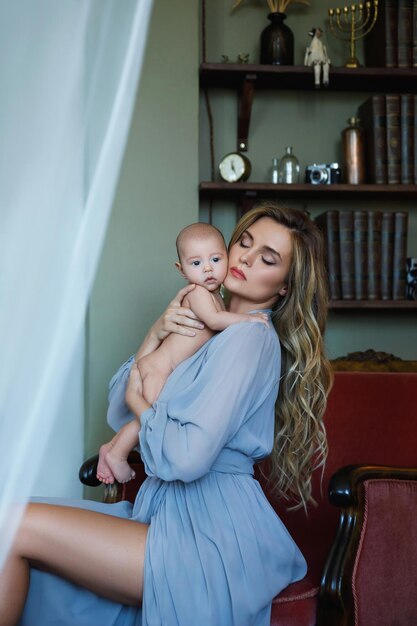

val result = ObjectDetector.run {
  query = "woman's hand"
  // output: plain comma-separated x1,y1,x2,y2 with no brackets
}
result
153,284,204,341
125,362,150,419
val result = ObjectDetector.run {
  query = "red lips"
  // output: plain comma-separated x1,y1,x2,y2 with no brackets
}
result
230,267,246,280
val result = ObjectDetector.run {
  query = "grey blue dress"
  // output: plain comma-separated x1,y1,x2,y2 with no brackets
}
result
19,316,307,626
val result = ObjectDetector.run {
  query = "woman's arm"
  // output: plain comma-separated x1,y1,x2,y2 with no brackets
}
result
138,323,281,483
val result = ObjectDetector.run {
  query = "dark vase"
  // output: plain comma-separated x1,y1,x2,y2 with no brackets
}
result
260,13,294,65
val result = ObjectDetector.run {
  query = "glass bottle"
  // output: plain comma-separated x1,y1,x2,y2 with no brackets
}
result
270,157,279,183
278,146,300,184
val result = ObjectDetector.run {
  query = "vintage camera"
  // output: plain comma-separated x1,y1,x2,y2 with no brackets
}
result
305,163,341,185
406,257,417,300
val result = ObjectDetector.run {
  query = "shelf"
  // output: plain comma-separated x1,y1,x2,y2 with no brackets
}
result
200,63,417,150
199,182,417,201
329,300,417,310
200,63,417,93
200,65,417,317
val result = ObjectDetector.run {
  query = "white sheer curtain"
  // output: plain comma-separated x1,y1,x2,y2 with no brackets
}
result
0,0,153,569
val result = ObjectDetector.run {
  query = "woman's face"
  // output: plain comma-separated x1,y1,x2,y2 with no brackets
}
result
224,217,293,311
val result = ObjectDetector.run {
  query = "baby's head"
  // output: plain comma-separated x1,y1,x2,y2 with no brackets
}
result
175,223,227,291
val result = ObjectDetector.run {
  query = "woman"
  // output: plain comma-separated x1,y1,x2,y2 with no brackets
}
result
0,204,333,626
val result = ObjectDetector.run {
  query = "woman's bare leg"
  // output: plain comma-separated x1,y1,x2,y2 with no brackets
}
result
0,502,148,626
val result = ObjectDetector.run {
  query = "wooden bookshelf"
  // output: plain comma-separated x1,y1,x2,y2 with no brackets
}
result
329,300,417,310
199,182,417,201
200,63,417,93
200,65,417,312
200,63,417,152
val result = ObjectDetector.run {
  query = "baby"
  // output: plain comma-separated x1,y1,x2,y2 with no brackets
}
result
96,222,268,484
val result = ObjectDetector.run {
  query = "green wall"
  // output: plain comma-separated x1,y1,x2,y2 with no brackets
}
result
85,0,199,498
199,0,417,360
85,1,416,499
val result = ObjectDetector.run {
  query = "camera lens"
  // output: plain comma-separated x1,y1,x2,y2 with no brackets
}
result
311,167,328,184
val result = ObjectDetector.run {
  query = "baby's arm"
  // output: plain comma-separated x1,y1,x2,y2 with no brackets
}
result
187,286,268,332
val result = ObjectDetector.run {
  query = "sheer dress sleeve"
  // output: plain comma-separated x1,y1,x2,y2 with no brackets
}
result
139,323,280,482
107,355,136,432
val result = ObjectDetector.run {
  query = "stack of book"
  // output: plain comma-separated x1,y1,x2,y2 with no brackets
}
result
358,94,416,184
315,210,409,301
364,0,417,68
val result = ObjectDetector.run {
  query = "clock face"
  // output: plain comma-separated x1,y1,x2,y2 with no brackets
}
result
219,152,251,182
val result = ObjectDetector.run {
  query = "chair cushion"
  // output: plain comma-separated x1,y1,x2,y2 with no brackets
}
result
271,577,318,626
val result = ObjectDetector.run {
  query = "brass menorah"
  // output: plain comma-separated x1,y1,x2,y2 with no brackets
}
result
328,1,379,68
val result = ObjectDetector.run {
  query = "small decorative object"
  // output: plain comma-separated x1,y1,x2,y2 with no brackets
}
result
237,53,250,63
260,12,294,65
341,117,366,184
328,1,379,68
304,27,330,88
278,146,300,183
221,54,230,63
232,0,310,66
219,152,252,182
270,157,280,183
305,163,341,184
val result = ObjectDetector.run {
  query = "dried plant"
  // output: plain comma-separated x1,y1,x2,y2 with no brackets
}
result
233,0,310,13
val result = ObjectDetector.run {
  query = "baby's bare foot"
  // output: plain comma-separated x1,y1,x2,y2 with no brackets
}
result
105,449,136,484
97,443,115,484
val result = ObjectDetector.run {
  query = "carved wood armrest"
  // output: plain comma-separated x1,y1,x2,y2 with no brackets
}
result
317,464,417,626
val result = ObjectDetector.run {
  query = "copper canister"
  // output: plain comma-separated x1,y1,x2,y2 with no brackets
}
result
341,117,366,184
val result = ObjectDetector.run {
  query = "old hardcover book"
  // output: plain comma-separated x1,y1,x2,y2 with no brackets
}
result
398,0,413,67
358,96,387,184
367,211,382,300
353,211,368,300
381,212,395,299
392,211,409,299
413,0,417,66
401,94,414,183
315,210,341,300
339,210,355,300
386,94,401,184
414,94,417,183
364,0,398,67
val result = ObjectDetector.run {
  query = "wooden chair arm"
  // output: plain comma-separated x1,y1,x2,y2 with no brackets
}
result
317,464,417,626
79,454,101,487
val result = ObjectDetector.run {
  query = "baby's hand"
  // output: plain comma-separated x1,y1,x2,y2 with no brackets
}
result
247,312,269,326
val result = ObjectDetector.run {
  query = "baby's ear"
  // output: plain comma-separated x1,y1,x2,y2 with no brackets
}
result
175,261,187,279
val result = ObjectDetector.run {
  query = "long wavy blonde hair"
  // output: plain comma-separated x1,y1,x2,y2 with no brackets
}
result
228,203,333,510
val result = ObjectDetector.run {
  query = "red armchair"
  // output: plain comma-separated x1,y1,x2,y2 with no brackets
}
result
80,355,417,625
318,464,417,626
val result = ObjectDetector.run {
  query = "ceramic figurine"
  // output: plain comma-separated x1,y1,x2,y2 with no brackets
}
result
304,28,330,88
238,53,250,64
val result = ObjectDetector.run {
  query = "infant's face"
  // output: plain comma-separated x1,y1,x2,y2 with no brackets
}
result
179,234,228,291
